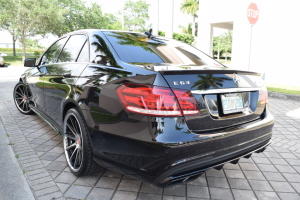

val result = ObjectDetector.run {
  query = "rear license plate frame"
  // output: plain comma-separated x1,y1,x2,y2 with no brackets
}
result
221,93,244,114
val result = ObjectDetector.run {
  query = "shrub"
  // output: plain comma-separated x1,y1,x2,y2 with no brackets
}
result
172,33,194,45
158,31,194,45
34,51,41,58
158,31,165,36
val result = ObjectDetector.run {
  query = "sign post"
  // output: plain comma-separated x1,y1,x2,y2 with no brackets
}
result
247,3,259,71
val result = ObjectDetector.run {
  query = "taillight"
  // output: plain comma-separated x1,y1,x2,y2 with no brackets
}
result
116,83,199,117
259,85,268,105
172,88,200,116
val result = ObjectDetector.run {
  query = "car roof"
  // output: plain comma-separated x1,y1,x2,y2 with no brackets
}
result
64,29,143,37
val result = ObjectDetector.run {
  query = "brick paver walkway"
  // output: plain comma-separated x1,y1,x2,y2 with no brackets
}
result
0,98,299,200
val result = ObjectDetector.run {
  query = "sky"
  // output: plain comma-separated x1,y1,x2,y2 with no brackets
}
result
0,0,226,48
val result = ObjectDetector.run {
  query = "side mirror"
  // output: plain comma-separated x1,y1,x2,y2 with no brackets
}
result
24,58,36,67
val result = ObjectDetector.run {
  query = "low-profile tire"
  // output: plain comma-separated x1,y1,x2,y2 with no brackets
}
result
13,82,35,115
63,108,102,176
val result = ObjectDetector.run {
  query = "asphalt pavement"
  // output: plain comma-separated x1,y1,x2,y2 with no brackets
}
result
0,65,300,200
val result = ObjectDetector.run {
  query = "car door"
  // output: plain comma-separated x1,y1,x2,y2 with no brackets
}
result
27,37,68,112
43,34,89,128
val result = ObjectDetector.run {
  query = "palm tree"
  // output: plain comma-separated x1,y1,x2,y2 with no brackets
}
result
180,0,199,37
191,74,231,90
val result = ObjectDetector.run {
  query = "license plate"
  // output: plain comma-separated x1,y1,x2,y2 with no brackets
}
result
221,93,244,114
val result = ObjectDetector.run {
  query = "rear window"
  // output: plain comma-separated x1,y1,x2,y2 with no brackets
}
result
103,31,218,66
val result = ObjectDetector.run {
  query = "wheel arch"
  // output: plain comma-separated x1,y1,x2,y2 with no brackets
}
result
62,99,90,130
62,100,81,121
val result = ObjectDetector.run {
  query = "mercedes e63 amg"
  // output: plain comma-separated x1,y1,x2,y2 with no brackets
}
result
14,30,274,187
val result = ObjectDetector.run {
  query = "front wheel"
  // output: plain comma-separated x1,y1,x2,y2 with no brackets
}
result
63,108,102,176
13,82,35,115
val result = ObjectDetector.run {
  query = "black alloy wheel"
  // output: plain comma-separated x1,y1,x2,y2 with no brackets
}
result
13,82,35,115
63,108,101,176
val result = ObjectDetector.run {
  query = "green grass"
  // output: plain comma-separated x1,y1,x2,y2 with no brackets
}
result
267,83,300,96
267,87,300,96
2,53,40,66
213,58,232,65
3,56,23,66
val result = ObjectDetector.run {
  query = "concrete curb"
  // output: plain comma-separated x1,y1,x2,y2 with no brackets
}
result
268,91,300,102
0,117,36,200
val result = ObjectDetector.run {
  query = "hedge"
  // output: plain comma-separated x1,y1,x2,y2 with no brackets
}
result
0,47,45,53
172,33,194,45
158,31,195,45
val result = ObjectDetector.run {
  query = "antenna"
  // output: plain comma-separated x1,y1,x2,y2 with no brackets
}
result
144,29,153,38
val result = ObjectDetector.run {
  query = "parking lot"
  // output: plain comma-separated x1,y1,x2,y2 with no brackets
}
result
0,66,300,200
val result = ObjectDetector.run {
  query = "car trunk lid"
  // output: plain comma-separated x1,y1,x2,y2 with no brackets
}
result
159,68,267,132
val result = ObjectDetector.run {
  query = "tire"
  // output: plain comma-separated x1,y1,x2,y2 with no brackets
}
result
63,108,102,176
13,82,35,115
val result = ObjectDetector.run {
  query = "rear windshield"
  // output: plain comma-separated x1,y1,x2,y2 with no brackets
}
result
103,31,219,66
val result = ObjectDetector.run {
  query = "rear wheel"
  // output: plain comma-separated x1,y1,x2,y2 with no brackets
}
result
13,82,35,115
63,108,101,176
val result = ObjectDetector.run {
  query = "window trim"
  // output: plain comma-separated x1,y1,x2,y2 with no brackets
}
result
75,39,89,63
39,36,69,66
57,34,89,63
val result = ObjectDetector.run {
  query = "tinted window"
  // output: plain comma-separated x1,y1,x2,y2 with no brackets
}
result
104,32,164,63
77,41,89,62
103,31,218,66
41,37,67,65
58,35,87,62
90,34,112,66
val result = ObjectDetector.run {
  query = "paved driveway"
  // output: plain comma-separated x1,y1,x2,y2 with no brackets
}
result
0,66,300,200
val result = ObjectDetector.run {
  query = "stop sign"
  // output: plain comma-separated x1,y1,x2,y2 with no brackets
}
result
247,3,259,25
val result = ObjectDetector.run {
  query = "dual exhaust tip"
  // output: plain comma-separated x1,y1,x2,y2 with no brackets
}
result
164,145,268,187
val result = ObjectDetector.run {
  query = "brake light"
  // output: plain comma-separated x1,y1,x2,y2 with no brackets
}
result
116,83,199,117
259,85,268,105
172,88,200,116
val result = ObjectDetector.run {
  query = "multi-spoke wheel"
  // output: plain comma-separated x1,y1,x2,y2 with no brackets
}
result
63,108,101,176
13,82,35,115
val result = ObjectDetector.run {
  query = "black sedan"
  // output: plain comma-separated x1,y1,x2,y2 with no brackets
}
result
13,30,274,187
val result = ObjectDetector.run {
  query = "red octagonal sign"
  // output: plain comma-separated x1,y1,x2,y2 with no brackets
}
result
247,3,259,25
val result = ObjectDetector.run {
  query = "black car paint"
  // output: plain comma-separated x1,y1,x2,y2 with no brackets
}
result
20,30,274,187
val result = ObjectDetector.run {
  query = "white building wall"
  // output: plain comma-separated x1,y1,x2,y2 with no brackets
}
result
0,31,21,48
197,0,300,86
0,43,21,48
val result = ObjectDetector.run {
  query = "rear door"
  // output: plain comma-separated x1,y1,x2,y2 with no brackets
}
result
43,34,89,127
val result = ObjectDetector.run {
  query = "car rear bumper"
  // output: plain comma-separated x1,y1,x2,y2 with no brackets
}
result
153,137,271,187
91,106,274,187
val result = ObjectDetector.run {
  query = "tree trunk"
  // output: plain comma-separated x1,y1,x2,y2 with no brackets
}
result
21,35,27,62
12,34,16,56
193,15,198,37
217,39,220,61
22,43,26,62
192,15,196,37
